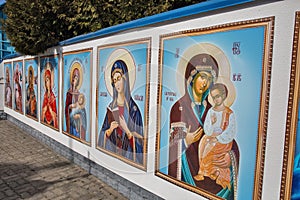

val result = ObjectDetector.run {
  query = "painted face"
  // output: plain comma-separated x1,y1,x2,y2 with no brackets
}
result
29,71,33,84
72,74,79,87
112,72,124,94
211,88,224,107
78,95,84,105
6,70,9,82
45,76,51,90
193,71,212,96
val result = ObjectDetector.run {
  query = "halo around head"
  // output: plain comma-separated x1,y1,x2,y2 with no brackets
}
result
5,67,10,82
6,67,9,75
43,62,54,90
176,43,231,96
208,76,236,107
15,63,20,70
70,61,83,90
27,65,34,84
78,93,86,107
104,48,136,96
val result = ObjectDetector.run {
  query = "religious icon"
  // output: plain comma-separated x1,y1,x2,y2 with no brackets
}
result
13,61,23,114
25,59,38,120
4,62,12,108
40,56,59,130
156,17,274,200
290,103,300,200
280,11,300,200
97,40,150,170
62,49,92,144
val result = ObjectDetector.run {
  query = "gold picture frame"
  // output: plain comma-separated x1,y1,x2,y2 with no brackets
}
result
4,61,13,109
24,58,39,121
96,38,151,171
155,17,274,200
40,54,60,131
280,11,300,200
62,48,93,146
13,60,24,114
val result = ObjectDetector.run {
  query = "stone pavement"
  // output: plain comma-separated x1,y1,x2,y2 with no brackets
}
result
0,120,128,200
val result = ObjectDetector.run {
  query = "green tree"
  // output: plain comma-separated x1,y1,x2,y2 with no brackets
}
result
100,0,206,27
2,0,104,55
2,0,205,55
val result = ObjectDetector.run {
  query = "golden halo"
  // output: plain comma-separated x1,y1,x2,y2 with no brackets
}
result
27,65,34,84
70,61,83,90
78,93,86,107
176,43,231,97
43,62,54,90
104,48,136,97
208,76,236,107
5,67,10,82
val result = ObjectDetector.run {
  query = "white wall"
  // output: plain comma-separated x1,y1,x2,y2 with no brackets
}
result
2,0,300,199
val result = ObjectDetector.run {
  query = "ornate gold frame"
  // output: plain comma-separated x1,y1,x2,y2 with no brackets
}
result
280,11,300,200
24,58,39,121
155,17,274,199
4,61,13,109
61,48,93,146
96,38,151,171
40,54,60,131
12,60,24,115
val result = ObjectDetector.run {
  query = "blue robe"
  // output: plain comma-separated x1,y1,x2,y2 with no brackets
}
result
98,97,144,164
70,106,87,140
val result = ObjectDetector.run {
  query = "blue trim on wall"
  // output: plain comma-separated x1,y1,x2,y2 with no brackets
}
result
0,0,5,7
1,52,21,62
59,0,254,46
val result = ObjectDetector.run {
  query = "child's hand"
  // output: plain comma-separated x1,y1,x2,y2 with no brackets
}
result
211,113,217,124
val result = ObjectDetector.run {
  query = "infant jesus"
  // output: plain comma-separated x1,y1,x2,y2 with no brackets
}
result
194,83,236,190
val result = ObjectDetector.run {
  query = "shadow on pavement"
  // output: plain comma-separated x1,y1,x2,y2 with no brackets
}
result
0,161,88,199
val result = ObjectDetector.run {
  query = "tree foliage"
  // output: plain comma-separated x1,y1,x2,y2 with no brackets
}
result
2,0,206,55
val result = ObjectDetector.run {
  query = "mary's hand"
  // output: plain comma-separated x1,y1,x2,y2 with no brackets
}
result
73,114,80,120
110,121,119,131
41,106,46,120
119,115,130,133
185,126,203,146
119,115,133,139
106,121,118,137
49,105,55,118
212,152,231,168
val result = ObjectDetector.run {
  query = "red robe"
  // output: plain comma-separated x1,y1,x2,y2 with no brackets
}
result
168,94,239,194
42,91,58,128
65,90,79,133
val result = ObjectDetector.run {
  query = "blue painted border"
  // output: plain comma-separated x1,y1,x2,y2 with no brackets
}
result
60,0,254,46
0,0,6,7
2,52,21,60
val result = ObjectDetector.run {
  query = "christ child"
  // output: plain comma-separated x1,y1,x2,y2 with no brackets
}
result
194,83,236,190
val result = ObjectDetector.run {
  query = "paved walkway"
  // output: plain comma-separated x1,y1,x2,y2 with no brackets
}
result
0,120,128,200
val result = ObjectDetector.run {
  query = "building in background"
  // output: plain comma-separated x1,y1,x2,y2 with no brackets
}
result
0,1,15,62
